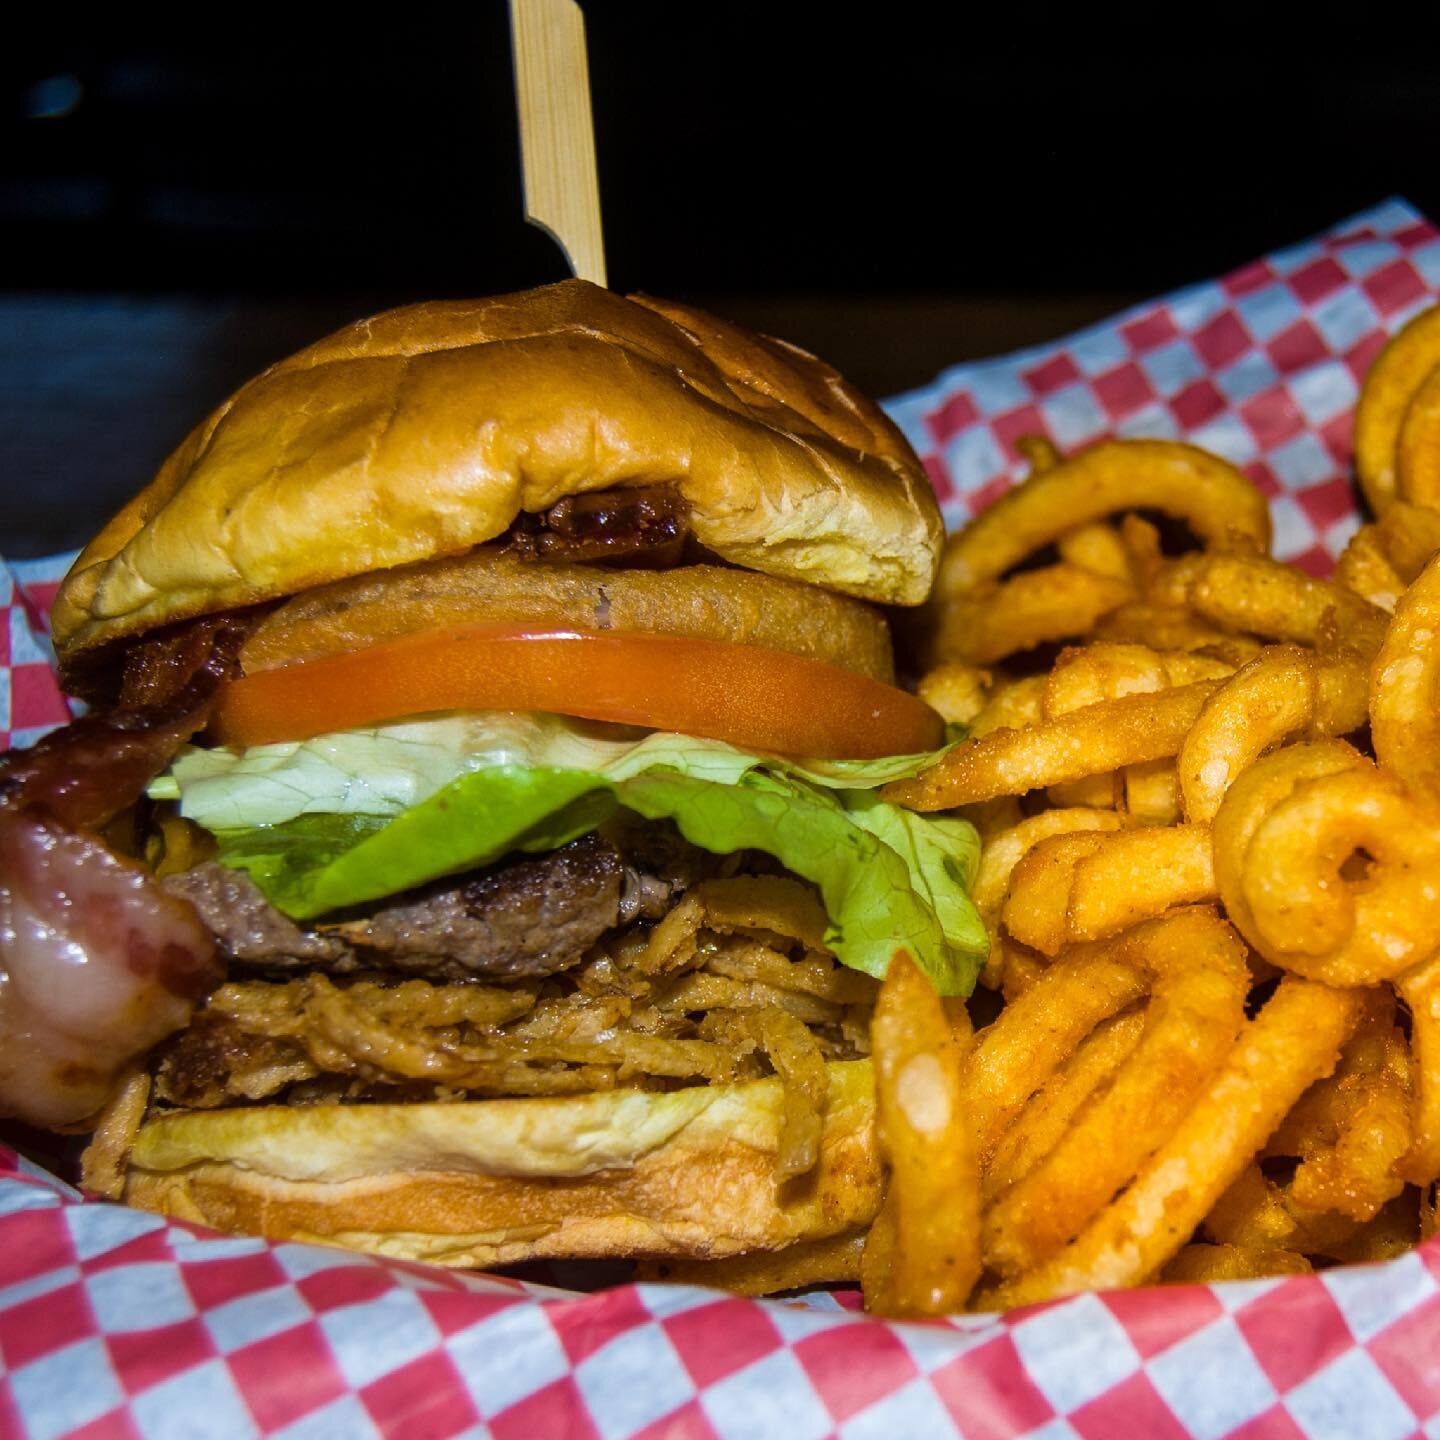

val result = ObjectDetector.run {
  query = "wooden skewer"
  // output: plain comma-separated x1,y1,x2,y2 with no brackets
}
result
508,0,607,287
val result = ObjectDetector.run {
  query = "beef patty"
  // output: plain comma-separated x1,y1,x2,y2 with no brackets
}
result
163,824,716,982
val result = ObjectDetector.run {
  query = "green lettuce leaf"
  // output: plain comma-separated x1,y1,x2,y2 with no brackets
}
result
151,712,957,830
164,712,985,994
216,771,617,917
616,768,985,992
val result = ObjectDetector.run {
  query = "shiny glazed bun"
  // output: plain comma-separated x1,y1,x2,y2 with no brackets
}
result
52,280,943,667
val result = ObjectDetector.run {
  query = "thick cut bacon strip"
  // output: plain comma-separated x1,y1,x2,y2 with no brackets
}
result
0,810,220,1128
2,615,247,830
0,616,241,1127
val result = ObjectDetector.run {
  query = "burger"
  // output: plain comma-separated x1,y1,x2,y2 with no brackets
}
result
0,280,986,1268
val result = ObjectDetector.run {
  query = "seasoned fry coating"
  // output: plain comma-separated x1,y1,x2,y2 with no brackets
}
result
1371,552,1440,805
885,682,1219,810
861,368,1440,1314
976,980,1364,1307
865,951,980,1315
982,911,1247,1277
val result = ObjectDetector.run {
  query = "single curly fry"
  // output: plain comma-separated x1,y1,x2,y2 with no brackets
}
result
1047,773,1122,810
1397,953,1440,1186
1162,1244,1313,1282
1123,761,1183,826
1057,522,1134,583
957,796,1026,844
1354,304,1440,514
1178,646,1369,824
866,951,980,1316
1003,831,1115,957
1044,643,1232,718
1283,996,1411,1222
1211,739,1366,952
886,681,1221,811
932,564,1134,665
1187,553,1390,657
1396,367,1440,507
1378,501,1440,583
916,662,992,727
983,1009,1146,1201
1094,602,1244,655
936,439,1271,600
1202,1162,1361,1256
972,808,1124,978
1371,552,1440,806
1119,513,1165,587
998,936,1050,1002
968,675,1046,738
1003,825,1215,955
1038,645,1205,811
1335,524,1404,614
1066,826,1217,945
1225,760,1440,985
1016,434,1063,474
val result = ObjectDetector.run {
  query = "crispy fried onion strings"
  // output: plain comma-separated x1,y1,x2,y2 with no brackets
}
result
152,878,874,1186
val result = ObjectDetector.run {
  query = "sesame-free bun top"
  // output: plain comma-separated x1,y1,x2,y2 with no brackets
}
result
52,281,943,666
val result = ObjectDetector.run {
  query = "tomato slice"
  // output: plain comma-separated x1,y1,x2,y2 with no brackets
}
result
211,625,944,759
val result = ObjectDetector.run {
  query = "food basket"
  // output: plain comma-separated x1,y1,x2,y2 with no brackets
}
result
2,197,1438,1440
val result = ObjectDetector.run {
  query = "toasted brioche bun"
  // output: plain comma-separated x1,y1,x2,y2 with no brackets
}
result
123,1061,880,1267
53,281,942,669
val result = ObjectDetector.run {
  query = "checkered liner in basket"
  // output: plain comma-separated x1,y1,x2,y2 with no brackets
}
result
2,198,1439,1440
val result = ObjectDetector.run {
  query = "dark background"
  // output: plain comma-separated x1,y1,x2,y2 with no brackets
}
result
4,6,1439,554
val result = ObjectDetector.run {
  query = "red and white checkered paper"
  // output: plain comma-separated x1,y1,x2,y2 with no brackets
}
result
3,197,1440,1440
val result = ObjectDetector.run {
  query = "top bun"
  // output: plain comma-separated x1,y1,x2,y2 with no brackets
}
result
52,281,942,666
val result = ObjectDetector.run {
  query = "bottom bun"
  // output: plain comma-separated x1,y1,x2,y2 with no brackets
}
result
124,1060,881,1267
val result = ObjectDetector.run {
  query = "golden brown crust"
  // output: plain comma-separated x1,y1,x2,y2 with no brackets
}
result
240,549,896,684
53,282,941,666
122,1062,881,1266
